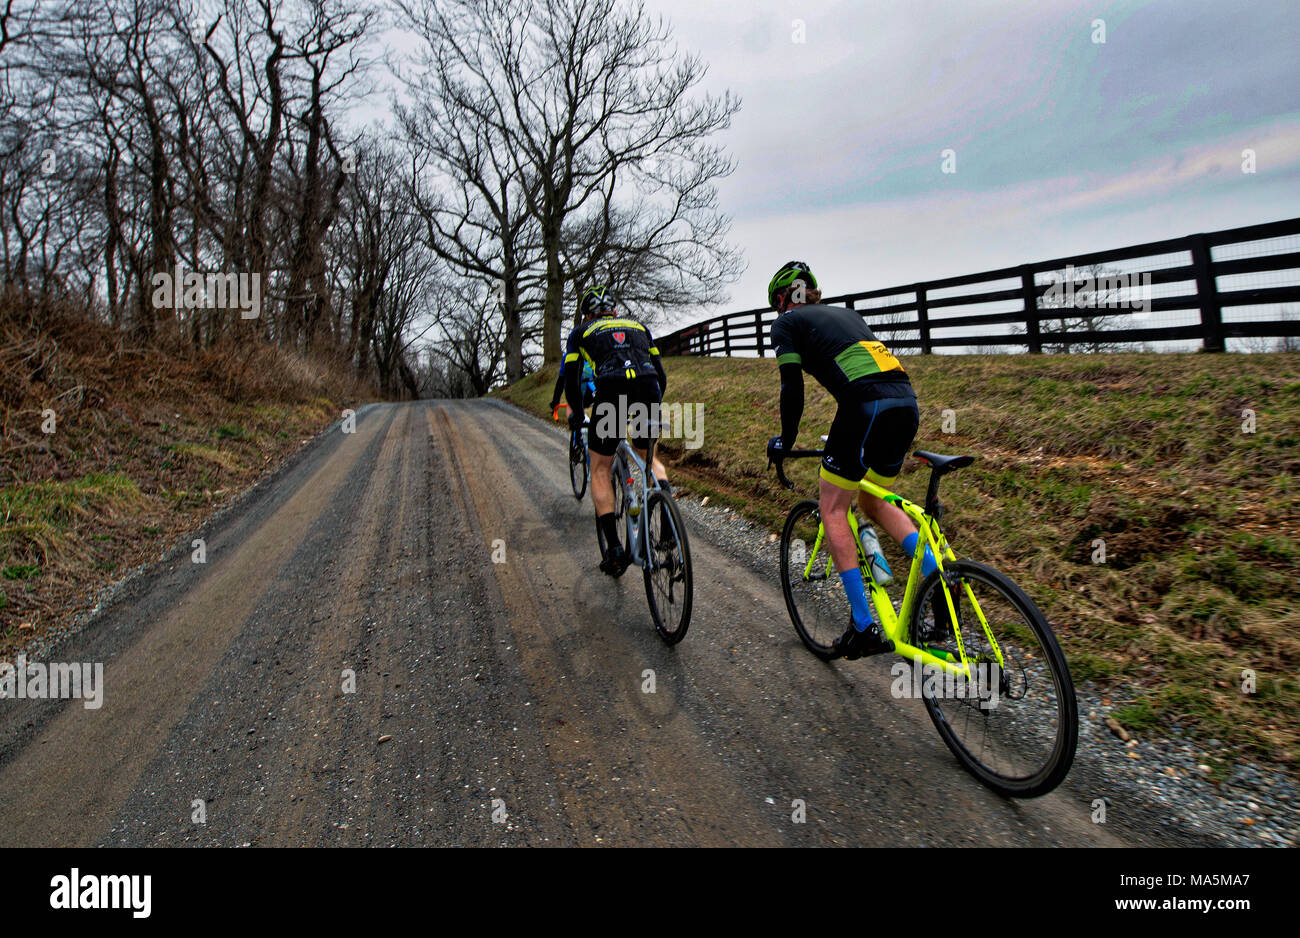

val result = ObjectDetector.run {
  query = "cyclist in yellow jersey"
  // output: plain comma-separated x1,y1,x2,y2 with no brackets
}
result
765,262,938,659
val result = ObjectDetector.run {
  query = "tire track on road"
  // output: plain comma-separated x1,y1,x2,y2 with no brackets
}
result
0,408,392,847
436,402,785,846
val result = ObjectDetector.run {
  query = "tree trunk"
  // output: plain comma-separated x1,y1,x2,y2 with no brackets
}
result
543,240,564,364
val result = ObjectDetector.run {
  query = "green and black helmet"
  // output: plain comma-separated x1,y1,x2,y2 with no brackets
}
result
767,261,817,309
580,285,617,319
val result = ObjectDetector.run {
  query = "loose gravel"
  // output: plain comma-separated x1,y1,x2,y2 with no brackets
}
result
672,490,1298,848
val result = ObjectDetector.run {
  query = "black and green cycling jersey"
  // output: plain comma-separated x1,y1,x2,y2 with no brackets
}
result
563,313,667,413
565,315,665,385
769,303,910,399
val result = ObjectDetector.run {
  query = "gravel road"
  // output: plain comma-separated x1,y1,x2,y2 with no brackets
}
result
0,400,1257,846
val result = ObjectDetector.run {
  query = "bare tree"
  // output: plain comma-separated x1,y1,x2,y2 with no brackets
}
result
393,0,545,383
396,0,742,365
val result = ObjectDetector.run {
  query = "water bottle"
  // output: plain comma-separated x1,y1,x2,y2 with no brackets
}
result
860,524,893,585
627,476,641,517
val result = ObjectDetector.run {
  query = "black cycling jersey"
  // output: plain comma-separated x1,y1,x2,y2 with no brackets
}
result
769,303,911,399
551,323,598,408
566,314,665,383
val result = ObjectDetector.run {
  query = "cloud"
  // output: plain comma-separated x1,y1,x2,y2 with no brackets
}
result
641,0,1300,326
672,118,1300,326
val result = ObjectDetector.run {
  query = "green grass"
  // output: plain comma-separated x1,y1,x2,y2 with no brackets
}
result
0,472,143,571
497,350,1300,765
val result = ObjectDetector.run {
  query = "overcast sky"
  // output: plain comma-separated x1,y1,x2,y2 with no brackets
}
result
639,0,1300,328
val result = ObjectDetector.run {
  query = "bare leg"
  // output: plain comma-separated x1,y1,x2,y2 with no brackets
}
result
819,477,859,573
590,451,615,515
634,445,668,489
857,489,917,546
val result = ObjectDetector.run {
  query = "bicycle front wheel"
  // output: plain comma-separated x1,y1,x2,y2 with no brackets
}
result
643,490,692,645
569,449,588,500
780,500,843,660
909,560,1077,798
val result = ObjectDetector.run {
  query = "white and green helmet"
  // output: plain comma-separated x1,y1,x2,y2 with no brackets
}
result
580,285,617,319
767,261,817,308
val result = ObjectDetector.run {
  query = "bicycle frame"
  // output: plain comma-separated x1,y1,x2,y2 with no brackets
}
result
610,440,661,571
799,476,1005,681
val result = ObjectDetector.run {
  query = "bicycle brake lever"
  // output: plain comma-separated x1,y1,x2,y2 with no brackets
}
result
772,458,794,490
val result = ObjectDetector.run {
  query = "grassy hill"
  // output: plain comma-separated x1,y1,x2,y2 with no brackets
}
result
498,351,1300,768
1,300,372,656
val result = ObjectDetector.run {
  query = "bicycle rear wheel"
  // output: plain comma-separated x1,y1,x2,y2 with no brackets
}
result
780,500,843,660
643,490,692,645
909,560,1077,797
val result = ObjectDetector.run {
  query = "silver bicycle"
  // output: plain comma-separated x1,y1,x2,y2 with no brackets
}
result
594,433,693,645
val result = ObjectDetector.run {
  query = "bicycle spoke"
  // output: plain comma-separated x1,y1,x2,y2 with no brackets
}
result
911,561,1076,795
781,502,846,657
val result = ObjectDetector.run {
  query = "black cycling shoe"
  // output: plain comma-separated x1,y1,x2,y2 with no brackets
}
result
834,619,895,660
599,546,629,578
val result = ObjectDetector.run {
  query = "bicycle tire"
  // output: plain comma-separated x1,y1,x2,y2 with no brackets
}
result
910,560,1078,798
642,490,692,645
780,500,842,660
569,450,588,500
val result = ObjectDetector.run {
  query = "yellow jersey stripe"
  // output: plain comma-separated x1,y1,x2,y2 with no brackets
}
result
583,318,647,337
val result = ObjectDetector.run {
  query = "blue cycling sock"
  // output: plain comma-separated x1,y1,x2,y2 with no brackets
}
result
839,567,874,630
902,533,938,577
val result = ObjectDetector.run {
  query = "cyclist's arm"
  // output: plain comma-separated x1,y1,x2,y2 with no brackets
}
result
646,330,667,394
771,317,802,448
549,363,566,409
563,330,585,415
778,362,803,449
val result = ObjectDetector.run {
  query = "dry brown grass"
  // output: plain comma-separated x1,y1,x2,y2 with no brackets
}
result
0,291,376,654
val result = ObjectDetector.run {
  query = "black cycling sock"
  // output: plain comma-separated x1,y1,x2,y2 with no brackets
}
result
598,512,621,553
657,479,672,495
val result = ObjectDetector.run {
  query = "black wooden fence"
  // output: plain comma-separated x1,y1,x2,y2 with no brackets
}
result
658,216,1300,356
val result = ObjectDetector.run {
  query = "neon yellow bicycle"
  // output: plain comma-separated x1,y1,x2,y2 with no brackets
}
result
771,447,1077,798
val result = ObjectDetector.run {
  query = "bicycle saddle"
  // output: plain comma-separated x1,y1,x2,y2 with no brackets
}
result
913,450,974,474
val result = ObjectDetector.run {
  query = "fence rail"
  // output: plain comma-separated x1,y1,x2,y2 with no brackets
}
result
657,217,1300,357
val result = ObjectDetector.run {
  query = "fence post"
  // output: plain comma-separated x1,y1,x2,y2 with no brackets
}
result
1190,233,1224,352
1020,266,1042,353
754,312,765,356
723,316,732,356
915,285,931,354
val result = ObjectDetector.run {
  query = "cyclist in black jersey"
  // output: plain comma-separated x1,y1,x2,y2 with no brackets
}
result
564,286,671,577
765,261,937,660
550,305,599,420
551,305,599,461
